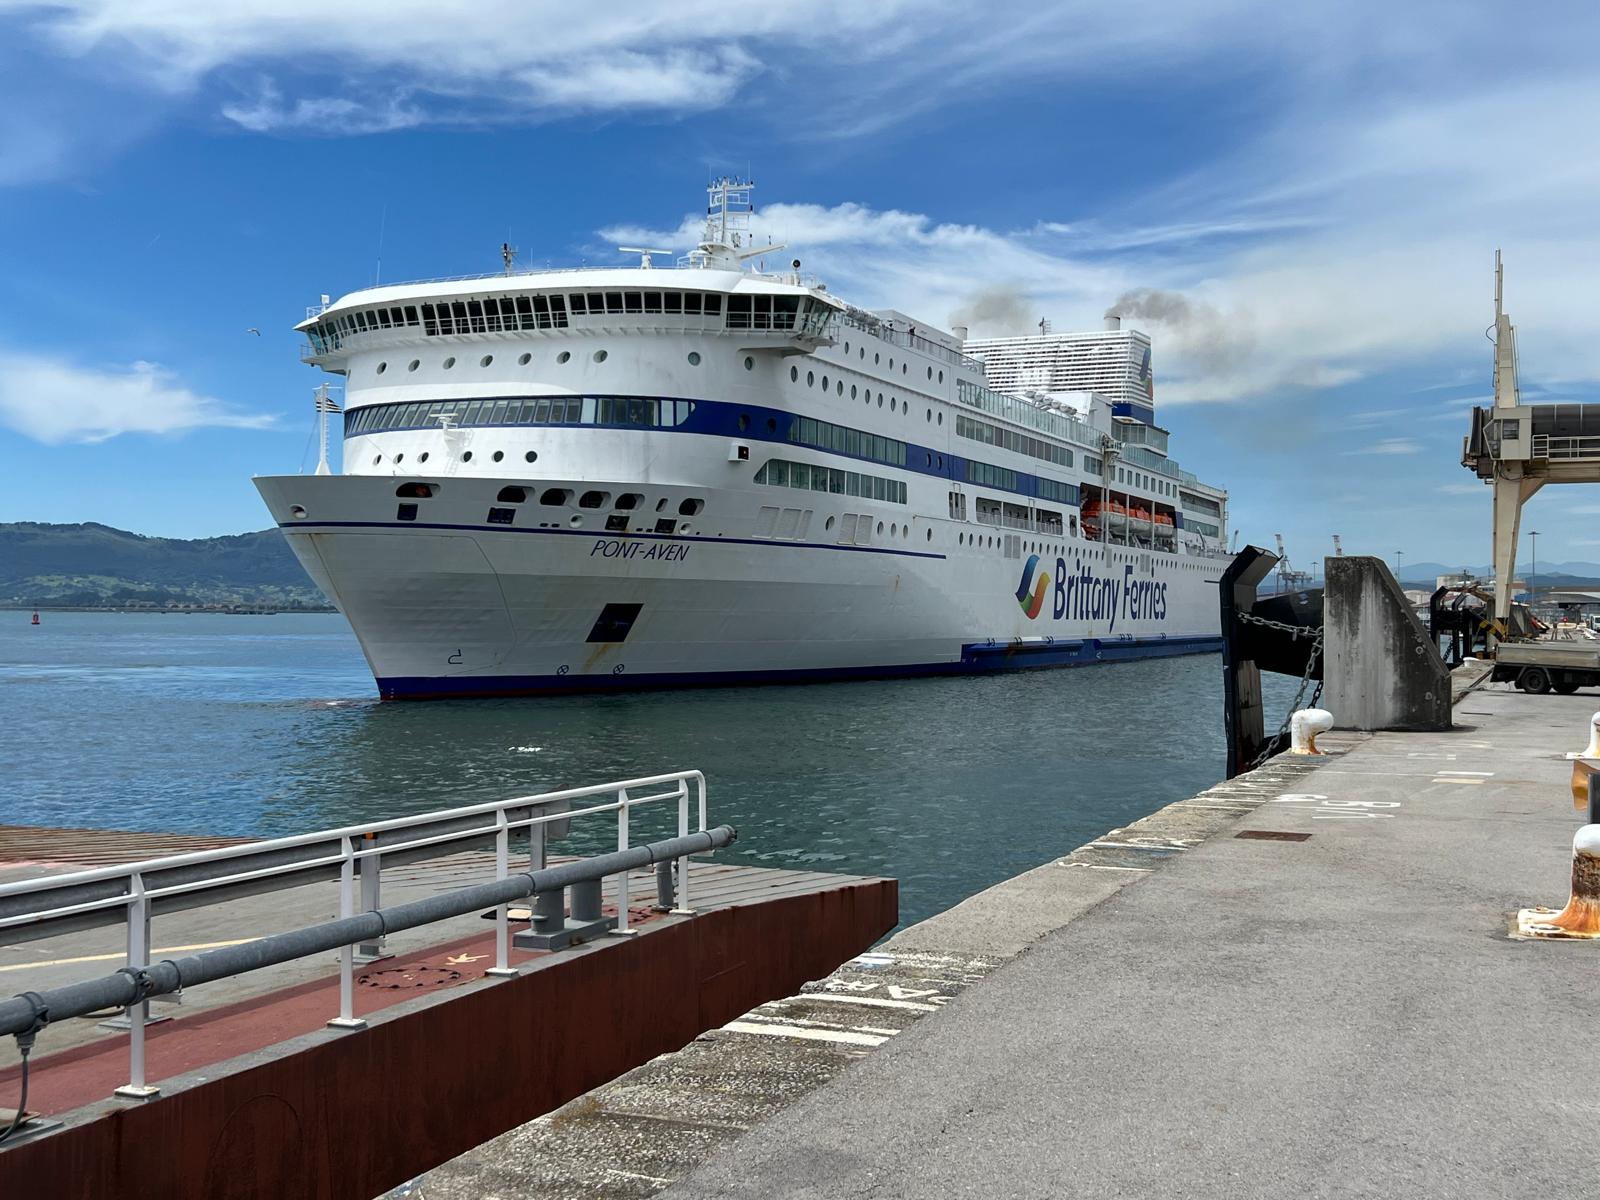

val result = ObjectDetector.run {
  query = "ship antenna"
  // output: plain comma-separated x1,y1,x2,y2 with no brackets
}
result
501,242,518,275
313,383,343,476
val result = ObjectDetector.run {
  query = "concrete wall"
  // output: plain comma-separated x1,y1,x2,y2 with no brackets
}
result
1324,556,1451,731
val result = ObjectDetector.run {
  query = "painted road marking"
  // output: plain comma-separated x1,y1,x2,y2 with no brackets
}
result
722,1021,890,1047
1431,777,1485,785
1273,793,1399,820
1064,863,1153,872
801,993,941,1013
1436,771,1494,776
0,937,258,974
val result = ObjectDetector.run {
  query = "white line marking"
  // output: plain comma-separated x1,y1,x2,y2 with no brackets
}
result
797,993,940,1013
722,1021,889,1047
1435,771,1494,776
1063,863,1153,872
1431,777,1485,785
0,938,258,973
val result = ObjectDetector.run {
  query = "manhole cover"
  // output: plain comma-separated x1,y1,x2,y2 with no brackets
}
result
357,965,465,990
1234,830,1312,842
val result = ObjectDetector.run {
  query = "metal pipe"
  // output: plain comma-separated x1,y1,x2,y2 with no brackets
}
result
0,826,735,1040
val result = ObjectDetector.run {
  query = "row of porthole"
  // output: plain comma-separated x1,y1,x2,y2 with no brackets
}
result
789,365,944,425
819,515,917,542
838,341,945,385
374,349,729,375
375,449,539,466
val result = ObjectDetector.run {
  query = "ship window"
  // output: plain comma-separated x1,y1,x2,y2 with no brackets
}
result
568,293,587,315
837,381,844,396
791,366,799,382
462,451,473,462
655,498,668,511
679,498,704,516
605,513,628,532
623,292,642,314
644,292,662,313
557,351,571,364
525,451,537,463
688,352,701,365
604,292,623,313
584,292,603,314
492,450,505,462
807,371,815,387
376,361,387,374
703,294,721,315
593,349,608,363
744,356,755,371
655,518,676,534
851,385,857,399
540,488,572,506
418,452,429,463
615,493,643,510
486,507,515,525
683,292,702,314
514,296,534,326
408,359,420,372
396,483,433,498
664,292,682,313
443,357,456,369
579,490,610,509
480,355,493,368
518,353,531,365
396,503,418,521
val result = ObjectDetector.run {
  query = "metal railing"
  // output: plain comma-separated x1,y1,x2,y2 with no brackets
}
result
0,770,711,1100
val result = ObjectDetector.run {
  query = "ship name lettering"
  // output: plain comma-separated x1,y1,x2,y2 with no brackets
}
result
1051,557,1166,629
590,539,691,563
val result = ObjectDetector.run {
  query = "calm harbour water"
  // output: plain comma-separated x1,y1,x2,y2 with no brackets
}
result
1,612,1294,929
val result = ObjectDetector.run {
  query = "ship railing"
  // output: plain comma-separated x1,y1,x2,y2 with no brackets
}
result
0,770,713,1099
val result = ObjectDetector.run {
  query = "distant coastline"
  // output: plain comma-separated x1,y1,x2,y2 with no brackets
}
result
2,520,330,611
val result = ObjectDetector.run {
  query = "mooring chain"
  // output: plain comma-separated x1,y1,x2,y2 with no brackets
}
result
1235,611,1326,770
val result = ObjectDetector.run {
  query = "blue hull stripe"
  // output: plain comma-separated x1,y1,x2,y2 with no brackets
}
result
376,635,1223,700
284,519,948,561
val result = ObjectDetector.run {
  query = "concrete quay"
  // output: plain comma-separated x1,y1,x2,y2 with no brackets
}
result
424,684,1599,1198
663,684,1596,1199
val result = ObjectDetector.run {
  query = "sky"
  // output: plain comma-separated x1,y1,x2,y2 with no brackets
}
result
2,1,1599,571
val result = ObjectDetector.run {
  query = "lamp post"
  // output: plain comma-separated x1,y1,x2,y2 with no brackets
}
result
1530,530,1540,611
1395,550,1404,581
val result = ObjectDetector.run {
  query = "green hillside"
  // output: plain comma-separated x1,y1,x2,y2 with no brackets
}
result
0,522,331,609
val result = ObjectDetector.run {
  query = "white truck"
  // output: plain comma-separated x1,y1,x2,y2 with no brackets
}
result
1490,639,1600,694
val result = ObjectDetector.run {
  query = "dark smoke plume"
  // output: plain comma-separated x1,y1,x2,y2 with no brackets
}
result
949,286,1035,336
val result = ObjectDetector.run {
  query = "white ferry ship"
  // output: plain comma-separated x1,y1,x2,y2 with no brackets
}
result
255,181,1230,699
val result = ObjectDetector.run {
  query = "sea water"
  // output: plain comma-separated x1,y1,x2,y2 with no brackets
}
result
1,612,1301,928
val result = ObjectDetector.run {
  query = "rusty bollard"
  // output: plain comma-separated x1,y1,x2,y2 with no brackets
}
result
1289,708,1334,755
1517,825,1600,939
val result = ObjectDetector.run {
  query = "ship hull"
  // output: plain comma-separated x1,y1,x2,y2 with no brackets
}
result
257,474,1223,700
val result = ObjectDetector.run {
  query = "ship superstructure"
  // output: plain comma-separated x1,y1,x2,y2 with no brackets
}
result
255,181,1231,698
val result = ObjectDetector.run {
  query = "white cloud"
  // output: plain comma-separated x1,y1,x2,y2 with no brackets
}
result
1345,439,1423,456
0,351,275,443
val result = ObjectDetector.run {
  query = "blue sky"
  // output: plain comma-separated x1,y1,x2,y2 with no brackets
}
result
2,1,1599,570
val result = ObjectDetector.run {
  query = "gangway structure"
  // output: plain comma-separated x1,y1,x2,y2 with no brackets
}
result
1462,253,1600,643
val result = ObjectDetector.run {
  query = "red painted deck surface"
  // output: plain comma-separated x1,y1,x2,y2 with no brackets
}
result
0,901,664,1116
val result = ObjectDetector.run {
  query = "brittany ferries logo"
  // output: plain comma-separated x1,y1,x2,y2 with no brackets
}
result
1015,553,1171,628
1015,554,1049,619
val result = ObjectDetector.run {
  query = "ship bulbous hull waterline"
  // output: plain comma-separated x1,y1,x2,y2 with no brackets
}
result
257,474,1223,700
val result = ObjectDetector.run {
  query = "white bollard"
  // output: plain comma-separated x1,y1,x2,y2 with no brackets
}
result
1564,711,1600,760
1289,708,1334,755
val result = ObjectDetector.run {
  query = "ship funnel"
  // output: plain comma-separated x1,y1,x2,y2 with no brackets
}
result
953,324,969,342
1104,315,1122,331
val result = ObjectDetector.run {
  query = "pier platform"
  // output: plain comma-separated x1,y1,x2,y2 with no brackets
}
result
659,685,1592,1198
0,825,894,1199
420,685,1596,1198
